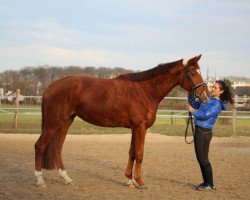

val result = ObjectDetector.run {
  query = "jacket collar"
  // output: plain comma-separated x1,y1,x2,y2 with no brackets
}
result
210,96,227,110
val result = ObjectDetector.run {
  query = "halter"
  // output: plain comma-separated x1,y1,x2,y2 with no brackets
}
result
190,82,207,100
181,65,207,101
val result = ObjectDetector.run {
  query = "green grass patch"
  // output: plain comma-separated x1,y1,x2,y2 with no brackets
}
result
0,105,249,136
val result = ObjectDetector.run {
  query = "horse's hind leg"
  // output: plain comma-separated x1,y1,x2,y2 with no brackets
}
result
57,118,74,185
35,117,74,186
34,135,46,186
34,128,58,187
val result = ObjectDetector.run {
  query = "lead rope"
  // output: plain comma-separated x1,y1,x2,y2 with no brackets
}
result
185,112,195,144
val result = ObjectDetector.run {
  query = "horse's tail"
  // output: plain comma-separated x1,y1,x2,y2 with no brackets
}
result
41,95,60,170
42,137,59,170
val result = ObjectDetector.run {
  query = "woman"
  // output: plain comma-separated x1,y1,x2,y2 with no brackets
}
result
187,80,234,191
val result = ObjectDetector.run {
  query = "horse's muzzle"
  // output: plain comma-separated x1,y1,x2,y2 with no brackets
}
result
198,91,209,102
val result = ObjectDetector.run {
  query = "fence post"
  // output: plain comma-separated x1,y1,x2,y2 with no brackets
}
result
0,88,3,107
234,95,238,108
232,108,237,137
13,89,20,129
232,95,238,137
243,95,247,107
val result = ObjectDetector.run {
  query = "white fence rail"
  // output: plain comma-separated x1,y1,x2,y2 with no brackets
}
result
1,108,250,118
157,110,250,119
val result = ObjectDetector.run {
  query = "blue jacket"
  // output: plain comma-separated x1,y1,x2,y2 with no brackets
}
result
188,96,227,129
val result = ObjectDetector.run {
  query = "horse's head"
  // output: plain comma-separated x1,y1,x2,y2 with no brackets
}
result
179,54,209,102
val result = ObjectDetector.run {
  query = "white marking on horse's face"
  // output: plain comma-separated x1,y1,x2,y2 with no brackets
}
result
196,69,201,74
182,58,189,66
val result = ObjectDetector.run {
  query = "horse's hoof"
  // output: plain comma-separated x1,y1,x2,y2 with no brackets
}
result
126,179,137,188
137,185,148,190
133,179,147,190
64,180,74,185
37,183,46,188
127,184,136,189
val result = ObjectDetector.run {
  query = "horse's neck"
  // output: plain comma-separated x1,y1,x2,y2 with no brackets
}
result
145,71,181,103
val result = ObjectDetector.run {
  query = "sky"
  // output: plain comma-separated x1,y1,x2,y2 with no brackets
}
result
0,0,250,78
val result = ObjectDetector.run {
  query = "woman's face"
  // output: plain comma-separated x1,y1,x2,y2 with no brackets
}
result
211,83,223,98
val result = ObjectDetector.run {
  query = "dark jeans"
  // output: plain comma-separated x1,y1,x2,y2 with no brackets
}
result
194,126,213,186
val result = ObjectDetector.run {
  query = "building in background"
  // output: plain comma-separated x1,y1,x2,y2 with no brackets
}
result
206,78,250,109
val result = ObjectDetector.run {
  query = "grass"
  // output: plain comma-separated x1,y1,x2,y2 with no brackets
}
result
0,105,249,137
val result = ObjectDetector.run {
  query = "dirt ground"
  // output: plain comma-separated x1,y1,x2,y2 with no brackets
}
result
0,133,249,200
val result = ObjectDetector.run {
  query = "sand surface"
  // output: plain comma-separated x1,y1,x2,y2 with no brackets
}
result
0,133,249,199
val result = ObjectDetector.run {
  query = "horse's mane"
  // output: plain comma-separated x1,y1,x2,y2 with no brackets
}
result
117,60,179,81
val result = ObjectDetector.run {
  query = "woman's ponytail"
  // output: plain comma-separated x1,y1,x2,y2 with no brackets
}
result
216,80,234,104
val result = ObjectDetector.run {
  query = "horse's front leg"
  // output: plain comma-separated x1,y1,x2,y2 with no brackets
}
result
133,126,147,189
125,133,135,186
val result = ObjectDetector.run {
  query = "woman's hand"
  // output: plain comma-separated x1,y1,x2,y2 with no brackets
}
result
187,105,195,113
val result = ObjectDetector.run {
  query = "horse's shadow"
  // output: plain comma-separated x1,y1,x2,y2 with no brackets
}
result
68,155,196,190
147,175,197,189
69,154,126,187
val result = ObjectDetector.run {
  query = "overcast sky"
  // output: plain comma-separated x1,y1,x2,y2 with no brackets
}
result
0,0,249,78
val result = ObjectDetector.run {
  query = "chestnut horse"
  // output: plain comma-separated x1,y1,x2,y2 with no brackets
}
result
35,55,208,188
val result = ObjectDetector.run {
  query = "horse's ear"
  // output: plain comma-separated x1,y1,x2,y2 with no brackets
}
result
187,54,202,65
195,54,202,62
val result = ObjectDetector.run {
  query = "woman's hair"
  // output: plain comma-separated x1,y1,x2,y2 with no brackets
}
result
216,80,234,104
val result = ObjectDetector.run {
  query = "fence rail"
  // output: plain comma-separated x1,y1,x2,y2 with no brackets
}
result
157,110,250,119
1,108,250,118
